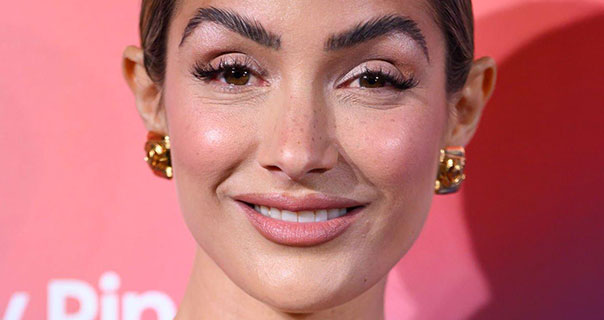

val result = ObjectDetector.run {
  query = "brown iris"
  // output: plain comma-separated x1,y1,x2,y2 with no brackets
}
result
359,74,386,88
223,67,250,85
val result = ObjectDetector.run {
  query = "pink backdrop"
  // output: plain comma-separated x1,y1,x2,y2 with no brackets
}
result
1,0,603,319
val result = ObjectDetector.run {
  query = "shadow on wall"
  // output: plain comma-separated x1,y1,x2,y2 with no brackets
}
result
466,4,604,320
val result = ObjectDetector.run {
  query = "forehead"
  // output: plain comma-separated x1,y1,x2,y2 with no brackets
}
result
170,0,442,52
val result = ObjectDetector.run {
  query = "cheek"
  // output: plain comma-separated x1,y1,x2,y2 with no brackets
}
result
162,70,254,181
168,107,249,187
337,102,447,200
334,99,448,270
162,80,256,230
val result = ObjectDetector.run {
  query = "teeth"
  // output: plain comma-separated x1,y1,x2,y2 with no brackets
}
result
298,211,315,222
282,210,297,222
316,210,327,222
251,205,351,222
327,209,340,220
269,207,282,220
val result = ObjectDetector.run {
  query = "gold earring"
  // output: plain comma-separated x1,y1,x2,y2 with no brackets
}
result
435,146,466,194
144,132,173,179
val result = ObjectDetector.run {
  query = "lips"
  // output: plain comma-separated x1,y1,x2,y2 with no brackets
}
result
234,193,366,247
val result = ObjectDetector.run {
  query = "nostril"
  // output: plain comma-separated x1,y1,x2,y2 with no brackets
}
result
307,167,329,174
264,165,282,172
263,164,294,178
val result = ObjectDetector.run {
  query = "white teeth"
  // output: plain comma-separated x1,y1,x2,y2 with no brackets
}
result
269,207,282,220
315,210,328,222
281,210,297,222
327,209,340,220
298,211,315,222
251,205,353,222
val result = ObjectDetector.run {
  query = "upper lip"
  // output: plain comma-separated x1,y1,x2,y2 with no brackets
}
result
234,193,365,212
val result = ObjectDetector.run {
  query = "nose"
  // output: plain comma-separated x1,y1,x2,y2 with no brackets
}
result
257,87,338,181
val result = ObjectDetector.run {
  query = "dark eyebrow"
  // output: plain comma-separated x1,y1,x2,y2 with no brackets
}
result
179,7,281,49
325,15,429,61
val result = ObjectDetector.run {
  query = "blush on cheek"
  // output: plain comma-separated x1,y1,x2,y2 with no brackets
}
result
162,66,251,184
166,104,257,244
176,128,221,169
170,118,247,184
163,83,253,183
351,113,444,194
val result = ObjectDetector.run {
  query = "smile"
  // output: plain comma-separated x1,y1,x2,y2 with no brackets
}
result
234,193,366,247
250,204,352,222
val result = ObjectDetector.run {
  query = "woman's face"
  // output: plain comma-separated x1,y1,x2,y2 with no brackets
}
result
164,0,448,311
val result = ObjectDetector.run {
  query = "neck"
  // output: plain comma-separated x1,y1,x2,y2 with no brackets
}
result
175,246,387,320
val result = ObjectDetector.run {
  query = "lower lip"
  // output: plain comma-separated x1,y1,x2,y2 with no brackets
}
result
237,201,364,247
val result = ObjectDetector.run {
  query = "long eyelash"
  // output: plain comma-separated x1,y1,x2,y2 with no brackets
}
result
358,66,419,90
191,56,256,82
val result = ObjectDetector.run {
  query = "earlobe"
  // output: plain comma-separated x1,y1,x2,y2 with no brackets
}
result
122,45,168,134
447,56,497,147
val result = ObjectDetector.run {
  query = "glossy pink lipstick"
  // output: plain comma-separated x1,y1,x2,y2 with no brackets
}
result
235,193,365,247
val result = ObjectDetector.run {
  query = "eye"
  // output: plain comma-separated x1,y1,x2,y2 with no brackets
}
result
222,66,250,85
340,66,419,92
359,73,387,88
191,55,265,88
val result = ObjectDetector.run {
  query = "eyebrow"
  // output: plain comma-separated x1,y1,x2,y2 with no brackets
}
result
325,15,430,61
179,7,281,49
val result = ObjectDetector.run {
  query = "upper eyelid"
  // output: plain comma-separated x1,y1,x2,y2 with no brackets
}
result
338,64,405,84
214,54,266,76
192,53,266,78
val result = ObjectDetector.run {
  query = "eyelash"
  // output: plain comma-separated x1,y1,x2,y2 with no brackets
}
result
191,59,418,91
191,56,263,83
343,66,419,91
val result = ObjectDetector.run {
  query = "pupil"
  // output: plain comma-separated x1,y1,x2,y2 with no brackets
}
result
224,67,250,85
360,74,385,88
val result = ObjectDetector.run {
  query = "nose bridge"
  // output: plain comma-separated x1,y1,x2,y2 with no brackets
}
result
258,78,337,180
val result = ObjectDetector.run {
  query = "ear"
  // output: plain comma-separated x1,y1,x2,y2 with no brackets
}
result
445,56,497,147
122,45,168,134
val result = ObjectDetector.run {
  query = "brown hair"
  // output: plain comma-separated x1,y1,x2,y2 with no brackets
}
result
426,0,475,93
139,0,474,93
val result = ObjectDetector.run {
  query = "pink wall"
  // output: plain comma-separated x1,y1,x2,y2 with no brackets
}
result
1,1,603,319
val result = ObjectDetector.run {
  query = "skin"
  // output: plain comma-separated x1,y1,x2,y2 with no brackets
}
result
122,0,497,319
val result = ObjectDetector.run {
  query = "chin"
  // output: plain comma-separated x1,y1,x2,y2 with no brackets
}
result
253,278,366,313
228,255,380,314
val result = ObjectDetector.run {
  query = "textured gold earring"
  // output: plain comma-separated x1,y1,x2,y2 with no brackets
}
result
144,132,173,179
435,146,466,194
